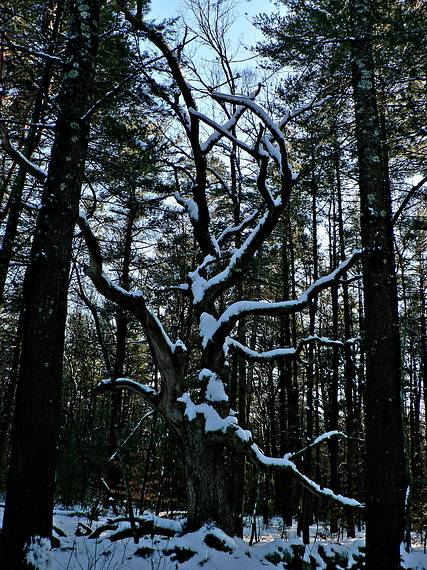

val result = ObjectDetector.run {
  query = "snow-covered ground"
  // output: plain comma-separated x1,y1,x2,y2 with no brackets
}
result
1,506,427,569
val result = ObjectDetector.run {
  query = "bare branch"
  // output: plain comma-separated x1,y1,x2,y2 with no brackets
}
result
0,125,47,183
189,107,264,160
226,334,359,362
392,175,427,226
202,249,363,347
95,378,160,407
0,39,64,65
109,410,154,461
124,10,218,257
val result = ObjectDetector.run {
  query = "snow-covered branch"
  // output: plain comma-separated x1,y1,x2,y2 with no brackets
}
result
225,334,358,362
249,443,363,509
77,213,185,354
225,338,299,361
0,125,47,183
201,105,248,154
211,91,294,179
212,91,287,147
174,192,200,223
216,209,260,248
201,250,363,347
281,95,332,126
289,431,348,458
87,514,183,541
190,206,284,306
200,85,262,154
189,108,264,160
78,213,187,411
96,378,160,407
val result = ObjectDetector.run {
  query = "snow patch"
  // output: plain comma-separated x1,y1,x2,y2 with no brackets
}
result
25,536,52,569
199,312,218,347
199,368,229,402
177,393,237,432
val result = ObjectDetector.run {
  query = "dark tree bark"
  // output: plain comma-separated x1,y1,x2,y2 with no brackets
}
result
0,2,100,567
0,310,23,475
420,273,427,476
299,149,318,545
183,426,236,535
275,206,301,528
350,0,408,567
328,183,340,534
335,146,357,538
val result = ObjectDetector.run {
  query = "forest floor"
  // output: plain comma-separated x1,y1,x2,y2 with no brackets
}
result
1,506,427,569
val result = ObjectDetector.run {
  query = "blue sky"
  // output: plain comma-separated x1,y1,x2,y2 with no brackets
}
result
148,0,276,57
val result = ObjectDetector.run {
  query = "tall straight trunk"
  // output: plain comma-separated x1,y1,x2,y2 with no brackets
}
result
408,346,422,480
335,147,356,538
234,317,247,535
228,148,246,536
278,210,297,526
350,0,407,567
420,272,427,475
328,184,340,534
0,3,100,567
107,207,135,500
299,149,318,544
0,311,23,475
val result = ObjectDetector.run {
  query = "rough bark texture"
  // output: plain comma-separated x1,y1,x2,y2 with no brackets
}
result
350,0,407,567
0,2,100,567
184,427,235,536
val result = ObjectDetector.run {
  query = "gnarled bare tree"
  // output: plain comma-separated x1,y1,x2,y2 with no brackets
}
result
76,9,363,536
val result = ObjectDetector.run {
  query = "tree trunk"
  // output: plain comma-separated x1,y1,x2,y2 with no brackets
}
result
328,184,340,534
0,3,100,567
420,271,427,476
184,427,236,536
335,145,357,538
107,206,135,503
278,209,298,527
350,0,407,566
299,145,318,545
